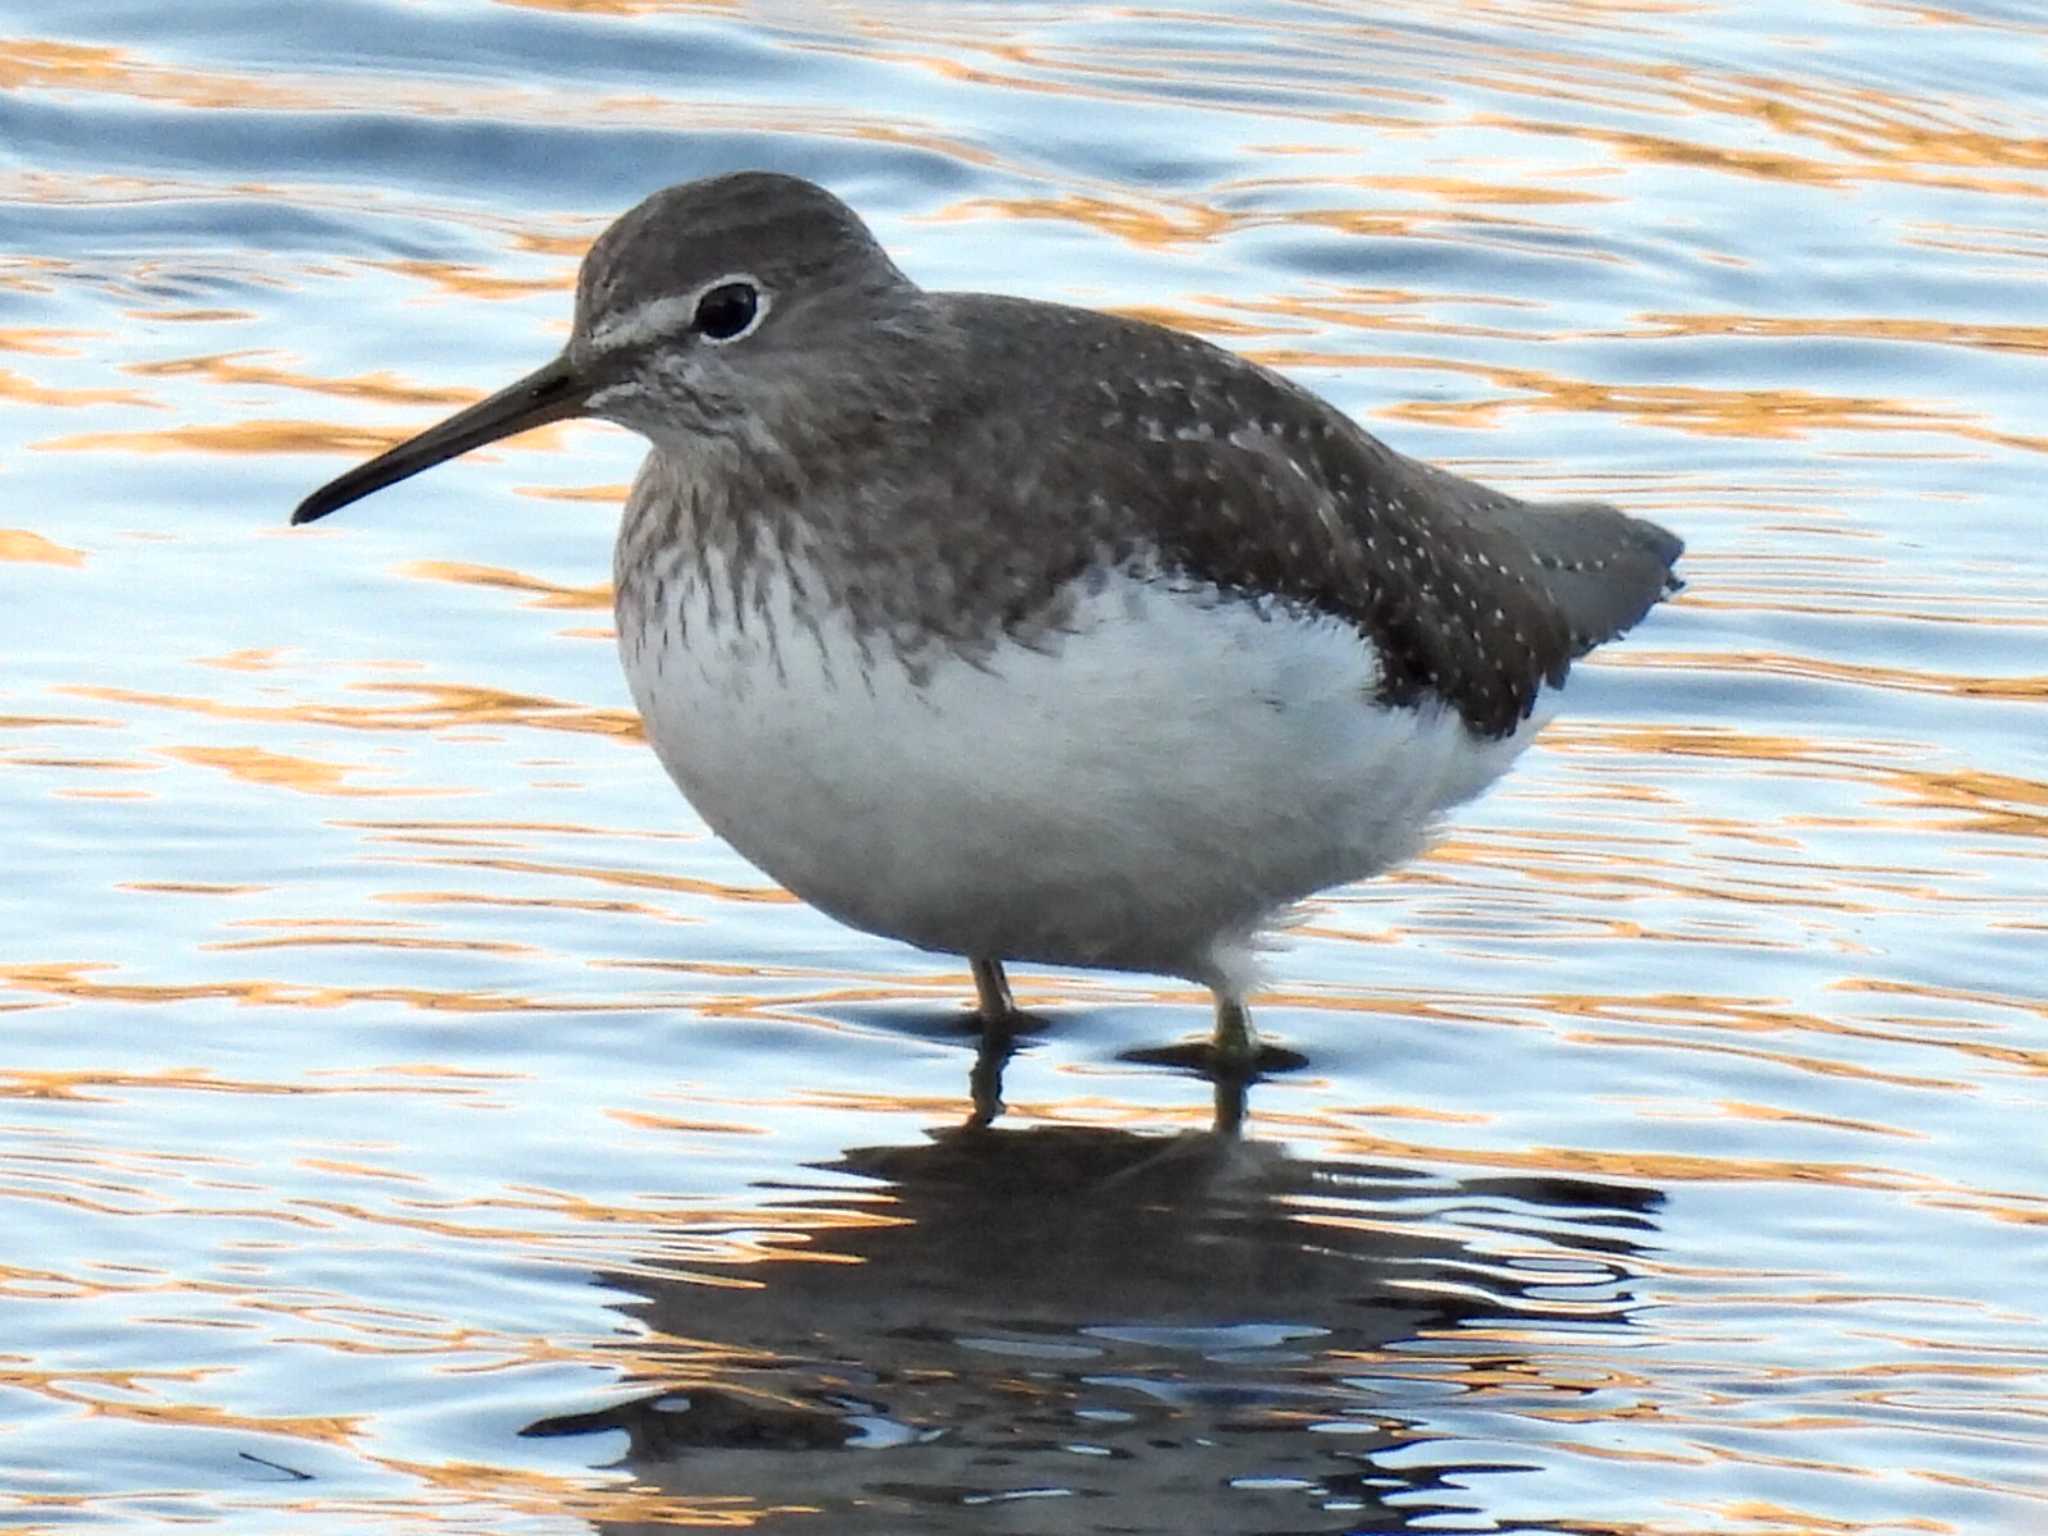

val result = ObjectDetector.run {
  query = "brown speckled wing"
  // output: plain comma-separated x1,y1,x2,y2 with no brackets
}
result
962,300,1685,740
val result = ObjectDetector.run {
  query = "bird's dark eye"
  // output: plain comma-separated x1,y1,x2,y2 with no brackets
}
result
694,281,759,341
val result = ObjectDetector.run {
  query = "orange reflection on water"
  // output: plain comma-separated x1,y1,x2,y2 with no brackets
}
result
488,0,741,19
406,854,795,906
0,1053,503,1103
280,1183,899,1265
402,560,612,611
1197,289,1548,348
1308,1113,1949,1197
1636,648,2048,705
605,1108,768,1138
38,416,585,461
0,529,87,567
515,480,634,503
119,881,269,896
126,352,480,409
297,1156,424,1184
0,711,117,731
338,816,689,847
125,307,257,324
1634,310,2048,359
0,39,691,171
1664,574,2047,633
1224,286,2048,388
0,961,657,1020
67,681,642,741
1687,1098,1926,1141
0,1364,367,1449
204,931,539,956
1843,976,2047,1029
369,1461,802,1532
0,326,96,356
1548,990,1989,1086
1072,295,2048,451
371,256,567,304
1882,766,2048,841
193,648,286,674
1343,172,1613,210
0,367,153,410
0,37,341,113
844,13,1439,124
6,754,156,774
1377,358,2043,449
951,192,1238,250
164,744,447,799
1551,719,2048,843
1467,39,2048,193
376,888,693,926
951,185,1612,259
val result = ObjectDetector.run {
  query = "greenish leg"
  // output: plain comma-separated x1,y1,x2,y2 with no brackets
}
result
1211,993,1259,1069
971,957,1017,1026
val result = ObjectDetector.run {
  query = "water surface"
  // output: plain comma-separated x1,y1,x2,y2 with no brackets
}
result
2,2,2044,1531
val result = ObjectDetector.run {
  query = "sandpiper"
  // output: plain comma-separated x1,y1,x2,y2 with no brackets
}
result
293,171,1681,1070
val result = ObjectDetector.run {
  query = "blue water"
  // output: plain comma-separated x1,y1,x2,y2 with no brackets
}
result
2,3,2044,1531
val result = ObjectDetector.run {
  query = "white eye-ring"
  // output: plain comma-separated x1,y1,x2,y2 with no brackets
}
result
692,272,769,345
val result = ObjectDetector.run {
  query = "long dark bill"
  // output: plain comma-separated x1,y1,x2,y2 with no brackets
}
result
291,354,586,526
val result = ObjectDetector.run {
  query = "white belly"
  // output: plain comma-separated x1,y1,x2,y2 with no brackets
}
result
617,555,1550,994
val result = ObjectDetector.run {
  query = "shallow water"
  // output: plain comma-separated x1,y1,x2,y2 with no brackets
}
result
3,2,2045,1532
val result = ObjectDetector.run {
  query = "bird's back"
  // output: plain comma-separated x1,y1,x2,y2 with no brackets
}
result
917,292,1683,739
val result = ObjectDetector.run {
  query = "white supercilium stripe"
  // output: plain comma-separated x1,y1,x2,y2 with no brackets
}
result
586,273,770,353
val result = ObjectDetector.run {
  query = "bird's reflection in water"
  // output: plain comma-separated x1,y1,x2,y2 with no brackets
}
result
527,1042,1662,1533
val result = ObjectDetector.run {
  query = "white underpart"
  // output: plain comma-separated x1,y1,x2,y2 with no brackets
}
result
619,556,1555,999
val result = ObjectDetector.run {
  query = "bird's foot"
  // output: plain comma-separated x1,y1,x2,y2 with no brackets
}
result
1124,995,1304,1076
1120,1038,1308,1078
1120,996,1304,1132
